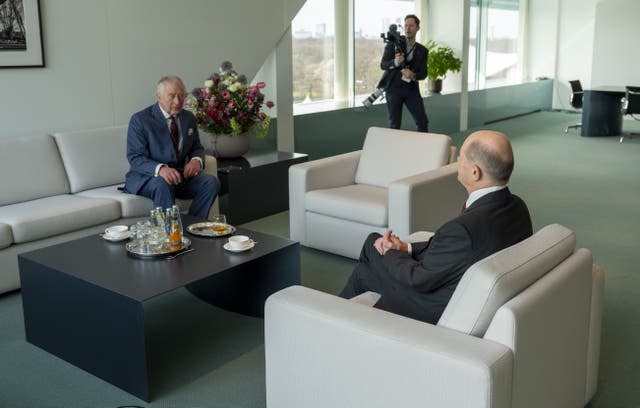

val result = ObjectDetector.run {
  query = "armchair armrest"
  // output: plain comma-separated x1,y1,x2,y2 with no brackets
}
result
265,286,513,408
289,151,361,243
388,162,467,237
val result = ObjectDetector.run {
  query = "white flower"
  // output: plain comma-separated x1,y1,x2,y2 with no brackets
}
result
204,79,213,88
228,82,240,92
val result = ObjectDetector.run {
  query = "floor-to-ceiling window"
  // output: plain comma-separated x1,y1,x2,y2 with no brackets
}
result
354,0,415,105
291,0,335,110
293,0,416,114
469,0,522,90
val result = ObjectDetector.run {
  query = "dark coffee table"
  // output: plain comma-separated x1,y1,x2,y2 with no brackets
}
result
18,215,299,401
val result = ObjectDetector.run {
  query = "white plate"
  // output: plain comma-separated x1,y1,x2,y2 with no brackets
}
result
223,240,255,252
101,231,132,242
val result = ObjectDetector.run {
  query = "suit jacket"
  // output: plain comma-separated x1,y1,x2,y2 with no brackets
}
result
377,40,428,92
124,103,206,195
379,187,533,323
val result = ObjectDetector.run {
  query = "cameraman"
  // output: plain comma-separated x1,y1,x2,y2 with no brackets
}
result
379,14,429,132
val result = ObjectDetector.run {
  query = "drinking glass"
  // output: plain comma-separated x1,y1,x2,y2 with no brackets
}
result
211,214,227,225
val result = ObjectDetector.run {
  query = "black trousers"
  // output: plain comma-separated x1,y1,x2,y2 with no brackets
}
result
385,85,429,132
340,233,433,322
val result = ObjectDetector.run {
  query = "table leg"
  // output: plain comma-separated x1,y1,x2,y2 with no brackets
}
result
19,257,150,401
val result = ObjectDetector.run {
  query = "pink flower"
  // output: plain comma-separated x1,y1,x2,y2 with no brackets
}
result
190,61,272,137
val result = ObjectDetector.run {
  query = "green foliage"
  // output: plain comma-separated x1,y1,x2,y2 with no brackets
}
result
426,40,462,81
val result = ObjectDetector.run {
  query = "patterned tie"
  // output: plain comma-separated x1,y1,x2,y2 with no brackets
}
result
169,116,180,155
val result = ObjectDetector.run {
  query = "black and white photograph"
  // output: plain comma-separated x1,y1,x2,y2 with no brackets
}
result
0,0,26,50
0,0,43,67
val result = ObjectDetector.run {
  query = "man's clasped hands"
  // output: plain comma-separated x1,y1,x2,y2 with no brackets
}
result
373,230,410,255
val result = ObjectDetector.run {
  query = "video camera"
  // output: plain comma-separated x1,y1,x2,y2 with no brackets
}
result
362,24,407,108
381,24,407,55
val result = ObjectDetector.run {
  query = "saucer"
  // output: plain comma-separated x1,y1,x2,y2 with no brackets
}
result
101,231,132,242
223,240,255,252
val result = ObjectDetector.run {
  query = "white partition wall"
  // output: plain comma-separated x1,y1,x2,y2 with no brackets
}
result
0,0,305,140
591,0,640,88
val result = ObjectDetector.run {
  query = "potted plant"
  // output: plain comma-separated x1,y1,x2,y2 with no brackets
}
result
425,41,462,94
186,61,275,158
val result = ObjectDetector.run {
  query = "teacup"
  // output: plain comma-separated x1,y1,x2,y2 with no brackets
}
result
228,235,251,249
105,225,129,239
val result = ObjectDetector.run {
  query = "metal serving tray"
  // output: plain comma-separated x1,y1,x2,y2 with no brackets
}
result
186,222,236,237
125,237,192,259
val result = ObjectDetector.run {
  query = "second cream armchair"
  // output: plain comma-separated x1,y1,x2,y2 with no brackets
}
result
289,127,466,259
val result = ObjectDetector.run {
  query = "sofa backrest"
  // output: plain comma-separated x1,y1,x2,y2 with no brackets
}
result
0,134,70,206
354,127,451,188
437,223,576,337
52,125,129,193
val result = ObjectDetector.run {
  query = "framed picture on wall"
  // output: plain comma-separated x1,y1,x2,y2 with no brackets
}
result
0,0,44,68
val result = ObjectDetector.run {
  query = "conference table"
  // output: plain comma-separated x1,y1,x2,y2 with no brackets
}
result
581,86,625,137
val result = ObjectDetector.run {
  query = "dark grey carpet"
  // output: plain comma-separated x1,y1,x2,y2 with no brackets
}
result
1,111,639,407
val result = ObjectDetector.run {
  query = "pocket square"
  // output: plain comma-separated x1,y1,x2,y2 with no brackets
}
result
188,128,194,136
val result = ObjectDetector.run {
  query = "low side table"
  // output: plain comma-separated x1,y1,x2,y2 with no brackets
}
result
18,217,299,401
217,149,308,224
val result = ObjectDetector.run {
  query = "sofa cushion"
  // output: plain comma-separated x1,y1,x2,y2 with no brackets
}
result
306,184,388,227
355,127,451,188
0,223,12,249
76,185,154,218
52,126,128,193
437,224,576,337
0,195,121,243
0,135,70,206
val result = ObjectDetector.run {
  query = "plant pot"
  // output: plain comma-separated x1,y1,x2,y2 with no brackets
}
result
428,79,443,94
201,132,250,158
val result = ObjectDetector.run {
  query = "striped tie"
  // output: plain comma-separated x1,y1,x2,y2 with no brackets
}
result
169,116,180,155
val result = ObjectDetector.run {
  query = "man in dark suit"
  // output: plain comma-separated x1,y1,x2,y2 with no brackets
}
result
125,75,219,219
380,14,429,132
339,130,533,324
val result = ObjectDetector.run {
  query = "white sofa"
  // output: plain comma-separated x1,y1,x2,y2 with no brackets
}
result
289,127,466,259
265,224,604,408
0,126,218,294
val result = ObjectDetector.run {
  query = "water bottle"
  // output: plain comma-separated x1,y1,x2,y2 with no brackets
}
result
167,206,183,250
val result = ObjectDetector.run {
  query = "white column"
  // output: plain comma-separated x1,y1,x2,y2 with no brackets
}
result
460,0,470,131
334,0,354,106
276,26,295,152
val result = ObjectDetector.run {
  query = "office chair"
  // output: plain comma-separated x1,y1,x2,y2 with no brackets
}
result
565,80,583,133
620,86,640,143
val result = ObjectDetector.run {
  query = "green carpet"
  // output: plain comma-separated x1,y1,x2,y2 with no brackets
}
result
1,111,639,407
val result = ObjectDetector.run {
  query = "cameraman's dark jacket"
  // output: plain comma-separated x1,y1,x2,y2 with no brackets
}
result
377,41,428,92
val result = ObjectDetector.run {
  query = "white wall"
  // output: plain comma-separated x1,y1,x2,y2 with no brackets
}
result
426,0,465,93
549,0,599,109
591,0,640,88
525,0,559,83
0,0,304,139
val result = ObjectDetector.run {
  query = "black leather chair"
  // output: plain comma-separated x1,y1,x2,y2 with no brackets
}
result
620,86,640,143
565,80,583,133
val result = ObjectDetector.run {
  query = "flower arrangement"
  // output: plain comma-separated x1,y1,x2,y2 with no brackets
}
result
187,61,274,137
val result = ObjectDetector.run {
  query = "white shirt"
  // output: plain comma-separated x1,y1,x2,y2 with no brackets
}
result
465,185,507,209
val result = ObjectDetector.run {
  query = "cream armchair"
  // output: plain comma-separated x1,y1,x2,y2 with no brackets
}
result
265,224,604,408
289,127,466,259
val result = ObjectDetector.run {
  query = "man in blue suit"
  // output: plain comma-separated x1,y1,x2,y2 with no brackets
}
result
125,75,219,219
